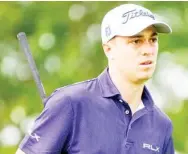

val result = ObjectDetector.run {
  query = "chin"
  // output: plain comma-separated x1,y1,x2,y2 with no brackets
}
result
140,75,152,81
135,72,154,83
134,65,156,82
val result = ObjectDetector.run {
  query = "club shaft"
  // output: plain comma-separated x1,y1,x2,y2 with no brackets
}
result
17,32,46,103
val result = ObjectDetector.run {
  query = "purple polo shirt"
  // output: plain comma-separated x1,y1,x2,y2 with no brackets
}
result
19,68,174,154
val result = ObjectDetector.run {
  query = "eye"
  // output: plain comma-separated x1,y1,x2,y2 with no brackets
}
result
132,39,142,44
150,37,158,43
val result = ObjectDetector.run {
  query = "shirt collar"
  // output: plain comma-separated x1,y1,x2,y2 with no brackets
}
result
98,67,120,98
97,67,154,110
135,100,145,112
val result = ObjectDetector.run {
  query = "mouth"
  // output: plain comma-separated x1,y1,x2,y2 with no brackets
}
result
140,60,153,65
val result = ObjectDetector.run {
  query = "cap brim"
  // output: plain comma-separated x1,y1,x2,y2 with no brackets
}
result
152,21,172,34
117,19,172,37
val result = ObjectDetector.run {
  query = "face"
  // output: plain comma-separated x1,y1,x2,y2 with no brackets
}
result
103,26,159,84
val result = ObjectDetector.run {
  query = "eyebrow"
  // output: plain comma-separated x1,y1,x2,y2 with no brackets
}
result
129,32,158,38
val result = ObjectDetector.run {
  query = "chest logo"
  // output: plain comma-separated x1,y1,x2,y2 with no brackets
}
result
143,143,160,152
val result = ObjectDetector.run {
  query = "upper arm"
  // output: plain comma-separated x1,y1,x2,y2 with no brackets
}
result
163,122,175,154
18,89,74,154
163,136,174,154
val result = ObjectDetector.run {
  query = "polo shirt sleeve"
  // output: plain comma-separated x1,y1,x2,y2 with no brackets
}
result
19,89,74,154
163,122,175,154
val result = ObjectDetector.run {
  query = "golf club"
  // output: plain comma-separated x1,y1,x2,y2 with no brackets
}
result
17,32,47,104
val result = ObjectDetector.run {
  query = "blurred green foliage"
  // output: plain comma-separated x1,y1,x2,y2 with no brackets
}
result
0,1,187,154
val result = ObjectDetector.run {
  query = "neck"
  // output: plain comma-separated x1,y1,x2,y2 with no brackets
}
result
109,67,145,113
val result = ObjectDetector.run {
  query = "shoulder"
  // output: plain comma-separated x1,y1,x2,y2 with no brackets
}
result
44,78,98,108
152,105,173,130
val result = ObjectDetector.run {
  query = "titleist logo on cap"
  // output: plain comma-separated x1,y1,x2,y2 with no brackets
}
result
105,26,111,37
122,9,155,24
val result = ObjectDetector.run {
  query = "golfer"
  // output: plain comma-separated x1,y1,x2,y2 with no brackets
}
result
16,4,174,154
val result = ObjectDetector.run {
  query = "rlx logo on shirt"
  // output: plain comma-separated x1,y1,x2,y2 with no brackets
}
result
143,143,160,152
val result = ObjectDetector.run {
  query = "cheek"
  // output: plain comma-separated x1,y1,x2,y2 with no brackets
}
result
115,46,130,61
115,46,137,68
152,44,159,56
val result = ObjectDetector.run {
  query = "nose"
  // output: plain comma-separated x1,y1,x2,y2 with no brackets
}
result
141,42,156,56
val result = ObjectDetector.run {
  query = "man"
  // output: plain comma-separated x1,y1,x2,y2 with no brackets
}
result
16,3,174,154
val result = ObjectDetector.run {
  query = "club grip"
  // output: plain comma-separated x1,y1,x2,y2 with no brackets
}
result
17,32,47,104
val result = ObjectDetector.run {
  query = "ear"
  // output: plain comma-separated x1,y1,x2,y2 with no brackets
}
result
103,43,110,53
102,43,112,59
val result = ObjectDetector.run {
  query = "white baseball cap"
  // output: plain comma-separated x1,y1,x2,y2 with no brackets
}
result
101,4,172,44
